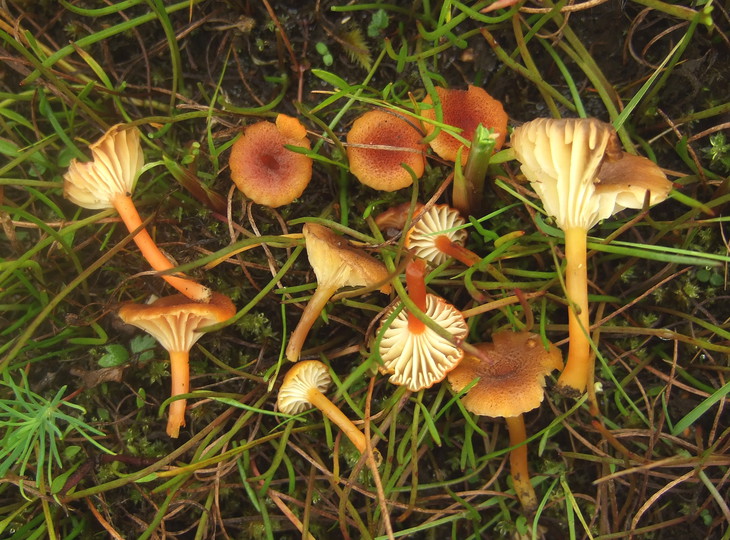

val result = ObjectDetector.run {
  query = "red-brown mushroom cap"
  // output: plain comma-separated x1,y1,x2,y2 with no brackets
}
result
420,85,508,164
346,110,427,191
447,331,563,418
118,292,236,352
229,114,313,208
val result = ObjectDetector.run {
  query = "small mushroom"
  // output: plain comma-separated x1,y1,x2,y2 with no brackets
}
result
447,331,563,512
346,109,427,191
229,114,313,208
64,124,211,302
277,360,377,459
118,292,236,437
373,201,425,234
420,85,508,165
511,118,671,397
378,259,469,391
404,204,482,267
285,223,391,362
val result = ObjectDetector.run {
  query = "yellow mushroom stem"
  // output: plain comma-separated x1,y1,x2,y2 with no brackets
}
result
556,226,591,397
434,235,481,266
306,386,367,455
505,415,538,512
166,350,190,438
111,194,212,303
285,272,344,362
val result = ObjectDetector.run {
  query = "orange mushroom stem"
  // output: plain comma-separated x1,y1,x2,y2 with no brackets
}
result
433,235,482,267
63,124,211,303
505,415,538,512
558,227,592,396
111,195,212,302
405,259,428,333
167,350,190,436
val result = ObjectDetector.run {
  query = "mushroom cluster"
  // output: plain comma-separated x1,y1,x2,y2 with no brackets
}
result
63,94,673,518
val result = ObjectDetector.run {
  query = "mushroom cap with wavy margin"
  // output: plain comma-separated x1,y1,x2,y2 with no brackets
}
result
304,223,392,294
378,294,468,392
448,331,563,418
63,124,144,209
420,85,508,164
229,114,313,208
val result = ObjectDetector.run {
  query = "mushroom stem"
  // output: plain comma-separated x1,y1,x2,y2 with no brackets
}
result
405,259,428,333
111,194,212,303
286,279,341,362
166,350,190,438
306,387,368,454
557,226,591,397
505,414,538,512
434,235,482,266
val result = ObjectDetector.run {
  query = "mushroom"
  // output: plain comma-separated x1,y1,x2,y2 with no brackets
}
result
229,114,313,208
278,360,377,459
447,330,563,512
510,117,672,397
346,109,427,191
373,201,425,235
285,223,392,362
64,124,211,302
404,204,482,267
420,85,508,165
118,292,236,437
378,259,469,391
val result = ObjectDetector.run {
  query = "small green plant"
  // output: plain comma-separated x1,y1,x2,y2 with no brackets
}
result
0,370,113,493
701,132,730,173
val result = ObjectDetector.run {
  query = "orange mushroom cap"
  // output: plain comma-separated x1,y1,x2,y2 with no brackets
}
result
447,331,563,418
229,114,313,208
346,110,426,191
420,85,508,164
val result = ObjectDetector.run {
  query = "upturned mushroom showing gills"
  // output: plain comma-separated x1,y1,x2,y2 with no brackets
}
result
404,204,482,267
420,85,508,165
63,124,212,302
448,331,563,512
285,223,392,362
346,109,427,191
118,292,236,437
510,117,672,398
278,360,377,460
378,259,469,391
229,114,313,208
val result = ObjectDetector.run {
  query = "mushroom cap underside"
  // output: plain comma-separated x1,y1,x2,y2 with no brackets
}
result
277,360,332,415
378,294,468,392
405,204,468,266
511,117,671,230
118,292,236,353
63,124,144,209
